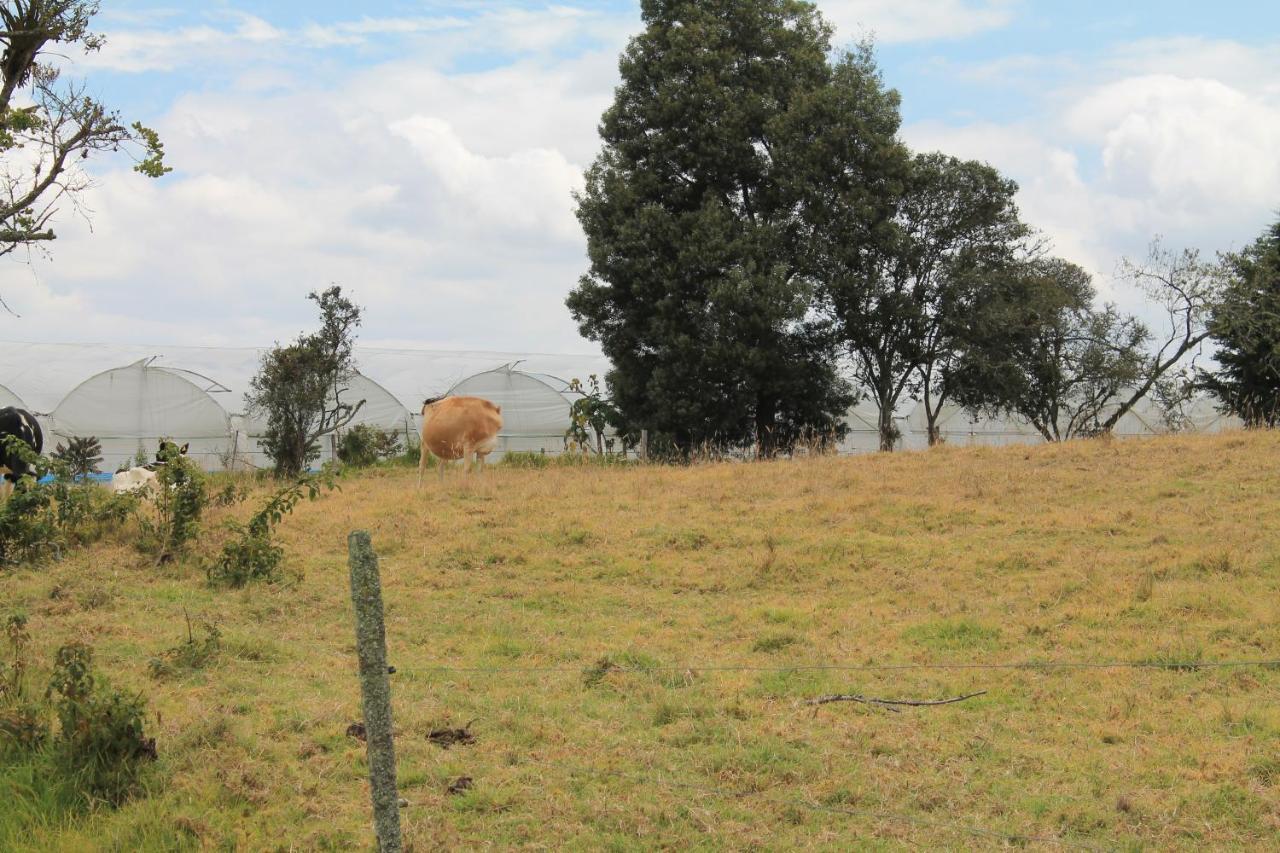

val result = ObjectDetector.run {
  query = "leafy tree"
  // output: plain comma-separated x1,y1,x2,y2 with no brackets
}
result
813,141,1025,450
948,258,1148,441
567,0,855,457
0,1,168,263
51,435,101,479
246,287,365,478
1200,218,1280,426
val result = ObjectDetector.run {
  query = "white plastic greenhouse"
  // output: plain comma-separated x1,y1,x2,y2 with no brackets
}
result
50,360,235,472
837,401,902,453
0,381,26,411
445,363,613,456
0,340,612,471
901,402,1042,450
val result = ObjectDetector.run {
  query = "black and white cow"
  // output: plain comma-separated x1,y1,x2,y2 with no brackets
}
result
111,441,192,495
0,406,44,494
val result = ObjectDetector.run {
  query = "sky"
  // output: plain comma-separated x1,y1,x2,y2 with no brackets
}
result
0,0,1277,354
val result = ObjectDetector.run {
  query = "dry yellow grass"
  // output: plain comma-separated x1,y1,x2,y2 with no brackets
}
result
3,430,1280,849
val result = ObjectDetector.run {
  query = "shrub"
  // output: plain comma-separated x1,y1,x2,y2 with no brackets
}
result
209,480,249,508
0,615,33,705
136,442,207,564
148,618,221,680
0,478,59,566
337,424,403,468
0,441,141,566
0,626,154,808
207,467,339,588
46,644,156,804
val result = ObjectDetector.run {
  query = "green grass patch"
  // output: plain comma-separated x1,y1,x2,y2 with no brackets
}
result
901,619,1001,652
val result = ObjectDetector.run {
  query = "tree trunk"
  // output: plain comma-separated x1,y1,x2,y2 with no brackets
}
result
756,398,778,459
877,404,897,452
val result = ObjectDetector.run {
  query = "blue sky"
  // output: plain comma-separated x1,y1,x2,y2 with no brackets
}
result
2,1,1278,350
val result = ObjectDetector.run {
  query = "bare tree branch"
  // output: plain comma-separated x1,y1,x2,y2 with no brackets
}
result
805,690,987,708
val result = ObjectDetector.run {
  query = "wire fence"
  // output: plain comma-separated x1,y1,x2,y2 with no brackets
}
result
392,654,1280,845
404,657,1280,676
455,752,1114,851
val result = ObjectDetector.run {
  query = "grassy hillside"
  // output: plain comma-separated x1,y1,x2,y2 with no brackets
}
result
3,432,1279,849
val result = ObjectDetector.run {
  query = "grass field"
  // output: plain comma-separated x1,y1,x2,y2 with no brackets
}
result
2,431,1279,850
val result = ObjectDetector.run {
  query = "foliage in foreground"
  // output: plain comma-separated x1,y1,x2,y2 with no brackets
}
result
0,0,169,260
0,437,137,566
1,617,155,816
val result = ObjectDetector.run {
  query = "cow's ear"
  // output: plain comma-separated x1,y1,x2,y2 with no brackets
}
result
180,443,189,454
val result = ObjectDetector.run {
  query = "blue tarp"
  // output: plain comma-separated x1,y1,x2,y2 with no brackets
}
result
36,472,114,485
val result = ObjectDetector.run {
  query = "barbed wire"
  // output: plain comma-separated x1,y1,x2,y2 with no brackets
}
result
404,657,1280,676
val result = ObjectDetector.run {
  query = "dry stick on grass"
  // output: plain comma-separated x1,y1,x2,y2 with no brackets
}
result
805,690,987,710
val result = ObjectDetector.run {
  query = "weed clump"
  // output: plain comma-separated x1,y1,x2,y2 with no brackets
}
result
149,618,221,680
751,634,801,654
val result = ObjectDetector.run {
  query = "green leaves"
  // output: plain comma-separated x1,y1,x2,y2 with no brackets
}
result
246,287,365,478
129,122,171,178
948,258,1149,440
1201,219,1280,426
569,0,856,455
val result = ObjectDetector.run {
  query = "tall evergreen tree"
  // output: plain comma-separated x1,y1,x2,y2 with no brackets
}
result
567,0,857,456
1201,217,1280,426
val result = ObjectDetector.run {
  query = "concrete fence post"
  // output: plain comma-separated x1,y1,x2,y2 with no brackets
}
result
348,530,403,852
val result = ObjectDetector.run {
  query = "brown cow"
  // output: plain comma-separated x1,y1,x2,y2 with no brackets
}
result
417,396,503,485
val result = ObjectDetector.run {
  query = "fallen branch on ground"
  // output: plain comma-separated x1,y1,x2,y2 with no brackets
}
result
804,690,986,710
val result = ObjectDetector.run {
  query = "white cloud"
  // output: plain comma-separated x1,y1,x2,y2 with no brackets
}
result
300,16,467,48
904,37,1280,315
390,116,584,241
81,14,286,72
1066,75,1280,215
819,0,1018,44
0,20,626,351
79,6,638,74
